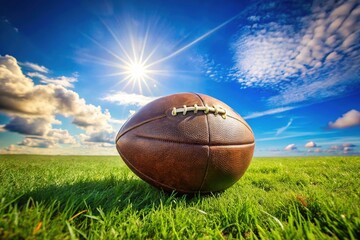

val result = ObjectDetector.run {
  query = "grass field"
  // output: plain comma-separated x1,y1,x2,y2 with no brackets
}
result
0,155,359,239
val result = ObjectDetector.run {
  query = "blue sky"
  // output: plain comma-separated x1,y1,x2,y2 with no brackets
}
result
0,0,359,156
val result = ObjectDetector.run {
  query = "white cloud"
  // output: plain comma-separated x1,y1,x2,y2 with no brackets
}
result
109,111,136,127
0,142,118,155
101,91,158,106
80,129,115,144
233,23,300,88
284,144,297,151
230,1,360,106
306,137,359,155
21,62,49,73
0,55,111,132
47,129,76,144
244,106,296,120
109,118,127,125
328,109,360,129
27,72,77,88
201,56,234,83
0,54,114,150
0,144,21,154
314,136,360,148
276,118,293,136
26,72,45,78
267,76,352,105
327,143,356,153
329,145,341,151
4,117,56,136
325,142,357,154
19,137,56,148
72,107,112,133
248,16,260,22
1,18,19,33
305,141,317,148
5,144,16,151
343,143,355,148
307,147,321,153
100,143,115,148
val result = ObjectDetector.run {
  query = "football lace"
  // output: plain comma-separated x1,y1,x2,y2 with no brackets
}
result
171,104,227,119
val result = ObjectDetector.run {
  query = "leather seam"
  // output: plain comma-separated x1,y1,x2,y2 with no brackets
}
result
118,142,254,194
194,93,211,192
116,115,167,143
136,135,255,146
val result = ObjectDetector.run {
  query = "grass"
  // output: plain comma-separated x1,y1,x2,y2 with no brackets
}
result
0,155,359,239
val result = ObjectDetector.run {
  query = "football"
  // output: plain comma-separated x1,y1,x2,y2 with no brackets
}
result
115,93,255,194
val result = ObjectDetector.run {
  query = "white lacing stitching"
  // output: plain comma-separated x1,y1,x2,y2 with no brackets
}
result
172,104,227,119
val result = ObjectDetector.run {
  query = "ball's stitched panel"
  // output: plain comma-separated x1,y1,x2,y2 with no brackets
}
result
116,92,255,193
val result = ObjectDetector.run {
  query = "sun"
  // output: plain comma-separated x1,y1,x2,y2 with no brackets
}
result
127,62,148,80
85,13,240,94
119,58,154,93
84,21,162,94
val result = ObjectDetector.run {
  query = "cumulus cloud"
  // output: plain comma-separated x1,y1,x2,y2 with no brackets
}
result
343,146,353,153
0,141,117,155
21,62,49,73
1,144,19,154
307,147,321,153
47,129,76,144
343,143,355,147
230,0,360,106
328,109,360,129
27,72,77,88
21,126,74,149
0,54,114,149
72,108,112,133
305,141,317,148
6,144,16,151
102,91,158,106
0,55,111,131
284,144,297,151
80,129,115,144
4,117,57,136
325,142,357,155
19,137,56,148
329,145,341,151
100,143,115,148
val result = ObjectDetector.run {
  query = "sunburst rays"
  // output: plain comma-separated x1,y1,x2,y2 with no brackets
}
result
82,12,242,95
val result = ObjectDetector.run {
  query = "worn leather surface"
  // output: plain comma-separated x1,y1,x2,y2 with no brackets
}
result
116,92,255,193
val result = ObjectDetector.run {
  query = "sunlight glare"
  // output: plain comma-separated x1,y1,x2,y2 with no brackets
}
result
128,62,147,79
85,12,241,94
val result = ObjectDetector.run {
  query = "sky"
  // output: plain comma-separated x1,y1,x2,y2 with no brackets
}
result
0,0,359,156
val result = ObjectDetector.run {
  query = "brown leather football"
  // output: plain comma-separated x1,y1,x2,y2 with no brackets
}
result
115,93,255,194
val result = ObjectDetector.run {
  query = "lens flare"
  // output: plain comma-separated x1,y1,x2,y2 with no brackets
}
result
127,62,147,80
82,12,242,94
